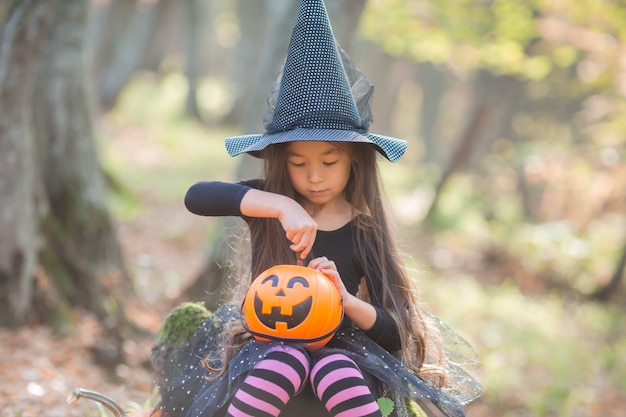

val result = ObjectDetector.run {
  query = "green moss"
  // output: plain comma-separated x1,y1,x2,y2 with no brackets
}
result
407,401,428,417
156,301,211,349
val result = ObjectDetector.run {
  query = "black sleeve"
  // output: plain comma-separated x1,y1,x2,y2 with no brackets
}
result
364,306,402,353
184,181,252,216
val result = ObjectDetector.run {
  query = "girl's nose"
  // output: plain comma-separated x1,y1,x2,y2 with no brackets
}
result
308,166,323,183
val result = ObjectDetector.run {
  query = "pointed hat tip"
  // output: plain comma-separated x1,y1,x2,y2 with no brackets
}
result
225,0,409,162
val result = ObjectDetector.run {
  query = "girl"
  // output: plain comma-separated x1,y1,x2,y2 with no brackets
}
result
157,140,480,417
156,0,481,415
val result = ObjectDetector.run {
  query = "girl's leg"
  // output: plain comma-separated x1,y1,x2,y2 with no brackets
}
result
226,344,310,417
310,352,383,417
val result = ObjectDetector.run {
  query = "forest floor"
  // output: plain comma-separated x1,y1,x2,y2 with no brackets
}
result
0,197,211,417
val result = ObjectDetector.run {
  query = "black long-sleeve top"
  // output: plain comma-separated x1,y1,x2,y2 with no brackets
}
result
185,180,402,352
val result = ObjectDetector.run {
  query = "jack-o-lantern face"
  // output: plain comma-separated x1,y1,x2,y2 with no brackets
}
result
242,265,343,349
254,274,313,331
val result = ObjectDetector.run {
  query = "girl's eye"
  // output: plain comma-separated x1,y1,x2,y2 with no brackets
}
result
323,161,338,166
289,161,305,167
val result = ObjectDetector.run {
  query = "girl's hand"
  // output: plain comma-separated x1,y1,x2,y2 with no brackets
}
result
308,257,377,332
240,189,317,260
308,256,349,301
278,201,318,261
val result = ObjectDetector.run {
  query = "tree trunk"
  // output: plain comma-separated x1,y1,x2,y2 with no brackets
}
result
32,0,130,329
94,0,165,110
88,0,138,80
356,42,404,136
239,0,300,135
222,0,271,126
592,232,626,302
0,0,55,327
184,0,204,120
425,71,521,221
416,62,446,163
326,0,367,50
0,0,130,339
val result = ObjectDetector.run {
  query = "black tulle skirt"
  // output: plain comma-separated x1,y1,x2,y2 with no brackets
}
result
156,304,482,417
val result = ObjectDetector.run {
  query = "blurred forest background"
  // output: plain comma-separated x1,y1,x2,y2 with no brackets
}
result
1,0,625,416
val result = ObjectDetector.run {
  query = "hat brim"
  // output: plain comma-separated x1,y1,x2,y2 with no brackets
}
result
225,128,407,163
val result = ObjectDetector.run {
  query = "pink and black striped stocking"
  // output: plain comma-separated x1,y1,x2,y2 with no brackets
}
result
310,352,383,417
225,344,310,417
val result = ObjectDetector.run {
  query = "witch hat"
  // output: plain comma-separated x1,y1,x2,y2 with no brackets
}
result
225,0,407,162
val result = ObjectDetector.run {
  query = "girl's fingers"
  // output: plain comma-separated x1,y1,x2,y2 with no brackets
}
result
279,204,318,259
288,229,316,259
314,264,346,298
290,242,308,257
306,257,346,295
306,257,322,269
303,230,316,257
308,257,336,271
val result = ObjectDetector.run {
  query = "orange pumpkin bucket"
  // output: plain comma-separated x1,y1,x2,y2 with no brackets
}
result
242,265,343,349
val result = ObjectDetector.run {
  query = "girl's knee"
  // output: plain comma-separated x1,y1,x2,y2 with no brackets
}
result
311,351,359,375
310,352,366,393
309,352,381,416
267,343,311,369
261,344,312,392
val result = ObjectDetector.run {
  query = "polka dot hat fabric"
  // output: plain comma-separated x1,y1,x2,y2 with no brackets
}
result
225,0,408,162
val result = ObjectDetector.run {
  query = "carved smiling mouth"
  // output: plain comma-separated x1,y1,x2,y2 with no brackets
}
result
254,294,313,329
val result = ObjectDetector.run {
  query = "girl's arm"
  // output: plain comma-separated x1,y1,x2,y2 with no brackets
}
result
309,256,402,352
184,181,317,260
308,258,375,331
240,189,317,260
184,181,251,216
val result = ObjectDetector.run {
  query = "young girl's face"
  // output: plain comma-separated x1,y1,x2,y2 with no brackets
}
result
285,141,352,207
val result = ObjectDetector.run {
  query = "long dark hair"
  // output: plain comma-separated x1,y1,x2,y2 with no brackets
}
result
204,142,445,385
